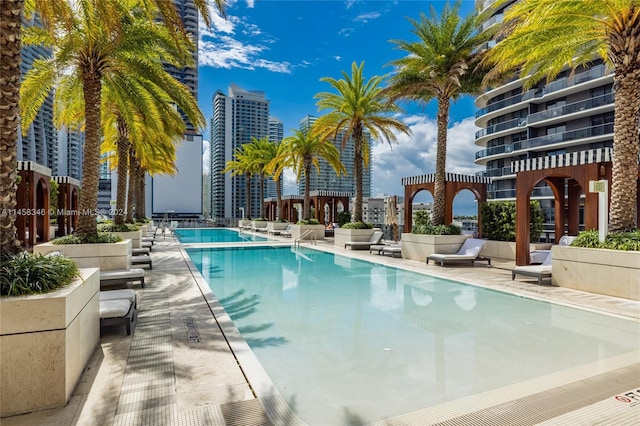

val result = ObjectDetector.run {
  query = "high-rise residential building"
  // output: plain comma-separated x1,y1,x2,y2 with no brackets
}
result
267,117,283,199
18,16,58,175
297,115,372,197
56,127,84,180
474,0,614,231
209,84,275,222
149,0,203,218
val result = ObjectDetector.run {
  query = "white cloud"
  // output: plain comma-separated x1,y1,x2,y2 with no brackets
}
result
198,8,292,73
370,115,482,197
282,169,298,194
354,12,381,23
202,140,210,174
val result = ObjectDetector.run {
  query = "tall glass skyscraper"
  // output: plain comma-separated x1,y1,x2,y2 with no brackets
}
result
474,0,614,231
209,84,279,222
297,115,372,197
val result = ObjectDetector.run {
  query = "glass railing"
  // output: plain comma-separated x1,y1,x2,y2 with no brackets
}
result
476,166,513,178
475,144,514,160
513,123,614,151
481,13,503,32
476,123,613,160
528,92,614,124
475,117,527,138
476,64,610,119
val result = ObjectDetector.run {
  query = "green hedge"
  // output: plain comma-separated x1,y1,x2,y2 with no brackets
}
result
411,210,461,235
341,221,373,229
571,229,640,251
1,252,80,297
52,233,121,244
337,211,351,227
480,200,544,242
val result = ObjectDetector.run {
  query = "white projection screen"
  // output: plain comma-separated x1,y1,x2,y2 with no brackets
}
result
152,134,203,216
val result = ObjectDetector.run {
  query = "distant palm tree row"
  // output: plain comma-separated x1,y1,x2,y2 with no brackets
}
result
1,0,637,257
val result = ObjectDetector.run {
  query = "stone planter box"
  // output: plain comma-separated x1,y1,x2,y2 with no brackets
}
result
34,239,132,271
251,220,268,232
481,240,552,263
552,246,640,300
334,228,378,248
400,233,469,261
0,268,100,417
266,221,289,234
291,224,325,240
110,230,143,248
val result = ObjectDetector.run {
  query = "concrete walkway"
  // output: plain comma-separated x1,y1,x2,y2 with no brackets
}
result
3,232,639,426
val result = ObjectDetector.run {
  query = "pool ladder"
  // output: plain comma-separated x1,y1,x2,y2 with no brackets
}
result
294,229,316,249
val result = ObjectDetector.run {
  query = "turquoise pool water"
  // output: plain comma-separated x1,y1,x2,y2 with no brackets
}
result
186,246,639,425
174,228,269,243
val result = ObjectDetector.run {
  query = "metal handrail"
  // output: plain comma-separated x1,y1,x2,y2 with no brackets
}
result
294,229,316,249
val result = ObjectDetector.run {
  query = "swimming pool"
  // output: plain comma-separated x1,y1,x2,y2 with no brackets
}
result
186,245,640,425
174,228,269,243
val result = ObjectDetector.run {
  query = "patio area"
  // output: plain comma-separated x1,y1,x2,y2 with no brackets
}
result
3,231,639,426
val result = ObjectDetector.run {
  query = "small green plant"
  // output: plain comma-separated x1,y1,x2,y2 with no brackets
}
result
413,223,461,235
341,221,373,229
337,211,351,227
98,223,139,232
49,179,59,223
297,219,320,225
571,229,640,251
413,210,431,228
480,200,543,242
52,233,121,244
1,252,80,297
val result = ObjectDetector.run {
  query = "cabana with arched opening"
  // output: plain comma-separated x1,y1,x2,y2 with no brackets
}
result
52,176,80,238
16,161,51,247
401,173,489,236
264,191,351,224
513,148,623,265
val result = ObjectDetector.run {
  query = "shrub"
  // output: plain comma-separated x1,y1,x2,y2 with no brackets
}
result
337,211,351,227
412,224,461,235
297,219,320,225
1,252,80,297
52,233,121,244
97,223,139,232
571,229,640,251
413,210,431,228
480,200,544,242
341,221,373,229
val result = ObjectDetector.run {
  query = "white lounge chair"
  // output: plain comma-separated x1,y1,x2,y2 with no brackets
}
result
345,230,384,250
100,299,135,335
426,238,490,266
131,254,152,269
100,268,146,288
512,251,552,285
382,244,402,258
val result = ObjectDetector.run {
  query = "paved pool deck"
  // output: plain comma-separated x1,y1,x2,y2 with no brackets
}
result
4,231,639,426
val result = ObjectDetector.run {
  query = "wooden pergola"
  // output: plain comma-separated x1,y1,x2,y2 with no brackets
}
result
264,190,351,224
52,176,80,237
401,173,490,235
16,161,51,247
513,148,626,265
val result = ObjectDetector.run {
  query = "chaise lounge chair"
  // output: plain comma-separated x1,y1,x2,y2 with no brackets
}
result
382,244,402,258
345,230,384,250
426,238,490,267
512,251,552,285
100,268,146,288
99,289,137,335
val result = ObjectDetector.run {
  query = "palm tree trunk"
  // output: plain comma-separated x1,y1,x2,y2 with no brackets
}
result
259,173,265,219
0,0,24,255
126,147,135,223
432,96,450,226
114,118,129,226
276,178,282,220
609,70,640,232
353,125,364,222
76,68,102,237
245,173,251,220
303,157,311,220
136,167,146,220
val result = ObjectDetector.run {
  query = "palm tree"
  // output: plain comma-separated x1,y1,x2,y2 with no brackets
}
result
314,61,410,223
223,145,256,220
385,1,493,226
279,129,346,221
484,0,639,232
0,0,223,255
264,140,291,221
243,136,275,219
20,0,202,237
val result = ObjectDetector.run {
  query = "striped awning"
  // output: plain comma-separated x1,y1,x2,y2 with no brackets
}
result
402,172,491,186
511,148,613,173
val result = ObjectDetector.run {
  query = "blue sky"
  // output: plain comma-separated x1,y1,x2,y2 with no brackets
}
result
197,0,482,213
